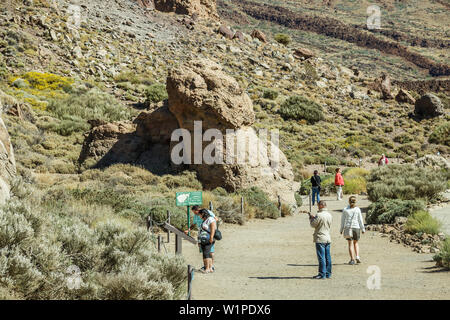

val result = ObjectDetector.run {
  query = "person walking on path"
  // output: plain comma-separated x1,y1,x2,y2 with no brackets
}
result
378,154,389,166
335,168,344,201
307,200,333,279
310,170,322,206
340,196,365,265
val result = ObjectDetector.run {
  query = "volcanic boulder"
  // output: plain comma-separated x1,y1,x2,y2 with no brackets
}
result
154,0,218,19
166,59,297,203
395,88,415,104
414,93,444,118
250,29,267,43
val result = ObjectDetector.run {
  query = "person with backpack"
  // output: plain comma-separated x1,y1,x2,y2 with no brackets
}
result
185,206,220,272
340,196,365,265
197,209,217,273
310,170,321,206
335,168,344,201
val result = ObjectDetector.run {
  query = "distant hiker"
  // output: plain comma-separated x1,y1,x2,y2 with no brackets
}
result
310,170,321,206
307,200,332,279
197,209,217,273
335,168,344,201
340,196,365,265
378,154,389,166
186,205,218,272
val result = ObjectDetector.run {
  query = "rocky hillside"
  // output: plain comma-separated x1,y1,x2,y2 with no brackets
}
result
219,0,450,81
0,0,448,186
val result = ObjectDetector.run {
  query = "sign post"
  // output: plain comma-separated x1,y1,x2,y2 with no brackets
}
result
176,191,203,236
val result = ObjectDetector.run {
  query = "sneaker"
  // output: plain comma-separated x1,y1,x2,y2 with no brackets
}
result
356,258,362,264
348,260,356,265
312,275,325,279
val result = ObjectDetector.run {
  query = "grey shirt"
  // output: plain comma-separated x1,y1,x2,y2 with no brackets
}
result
310,210,333,243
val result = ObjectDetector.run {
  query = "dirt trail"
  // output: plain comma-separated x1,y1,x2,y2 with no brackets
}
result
182,195,450,300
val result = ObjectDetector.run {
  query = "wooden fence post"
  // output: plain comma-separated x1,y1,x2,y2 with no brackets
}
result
278,195,282,217
167,210,171,243
157,235,162,253
175,234,182,255
309,190,312,214
187,265,194,300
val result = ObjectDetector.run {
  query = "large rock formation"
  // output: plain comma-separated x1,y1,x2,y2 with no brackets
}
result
154,0,218,19
166,59,255,132
414,93,444,118
166,59,296,203
0,97,16,205
80,59,297,204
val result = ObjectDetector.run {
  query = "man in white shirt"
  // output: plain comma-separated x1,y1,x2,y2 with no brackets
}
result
308,200,333,279
340,196,365,265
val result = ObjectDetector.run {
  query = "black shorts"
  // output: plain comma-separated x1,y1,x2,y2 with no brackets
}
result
201,242,215,259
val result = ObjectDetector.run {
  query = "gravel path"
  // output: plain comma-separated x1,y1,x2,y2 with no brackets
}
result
181,195,450,300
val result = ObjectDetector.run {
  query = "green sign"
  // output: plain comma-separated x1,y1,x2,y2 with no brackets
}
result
176,191,203,207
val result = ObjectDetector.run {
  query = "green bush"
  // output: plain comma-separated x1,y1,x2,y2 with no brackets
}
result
147,198,188,230
367,164,446,203
429,122,450,146
274,33,292,46
214,196,245,225
433,238,450,269
145,83,168,104
342,168,370,195
366,198,426,224
405,210,442,235
263,88,279,100
240,187,279,219
279,95,324,124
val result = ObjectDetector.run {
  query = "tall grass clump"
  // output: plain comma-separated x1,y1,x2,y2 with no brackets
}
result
405,210,442,235
433,238,450,269
367,164,446,203
279,95,324,124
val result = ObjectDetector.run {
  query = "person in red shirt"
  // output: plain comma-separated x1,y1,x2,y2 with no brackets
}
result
378,154,389,166
335,168,344,201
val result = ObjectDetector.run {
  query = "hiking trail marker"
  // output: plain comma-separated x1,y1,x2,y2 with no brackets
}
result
176,191,203,236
